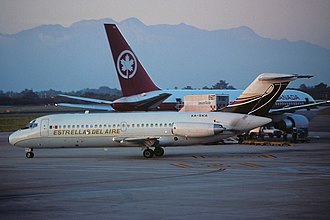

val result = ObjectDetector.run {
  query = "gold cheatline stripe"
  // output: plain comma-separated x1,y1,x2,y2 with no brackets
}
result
172,163,193,169
239,162,261,168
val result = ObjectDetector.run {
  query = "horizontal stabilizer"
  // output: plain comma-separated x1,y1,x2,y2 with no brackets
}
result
112,93,172,111
135,93,172,110
58,94,113,104
258,73,313,81
55,103,114,111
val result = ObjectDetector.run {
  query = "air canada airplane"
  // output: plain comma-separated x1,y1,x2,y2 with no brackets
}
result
9,72,308,159
58,24,328,115
57,24,329,137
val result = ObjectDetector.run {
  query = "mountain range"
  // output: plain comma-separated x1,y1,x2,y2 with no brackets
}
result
1,17,329,91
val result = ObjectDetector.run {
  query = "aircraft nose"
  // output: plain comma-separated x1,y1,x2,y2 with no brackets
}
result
9,132,20,146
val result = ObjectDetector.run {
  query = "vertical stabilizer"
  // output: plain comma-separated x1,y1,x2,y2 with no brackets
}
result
223,73,311,116
104,24,160,97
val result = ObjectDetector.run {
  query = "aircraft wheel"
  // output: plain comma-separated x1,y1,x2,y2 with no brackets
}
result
143,149,154,158
154,147,164,157
26,152,34,158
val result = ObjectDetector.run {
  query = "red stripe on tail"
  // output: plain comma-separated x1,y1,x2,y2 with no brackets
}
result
104,24,160,97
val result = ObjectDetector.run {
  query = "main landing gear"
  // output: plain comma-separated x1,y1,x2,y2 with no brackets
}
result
25,148,34,158
143,147,165,158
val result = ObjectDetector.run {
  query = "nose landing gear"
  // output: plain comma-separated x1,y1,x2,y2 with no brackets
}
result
25,148,34,158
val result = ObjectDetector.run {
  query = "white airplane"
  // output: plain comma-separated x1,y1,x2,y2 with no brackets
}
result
9,72,308,159
9,111,270,159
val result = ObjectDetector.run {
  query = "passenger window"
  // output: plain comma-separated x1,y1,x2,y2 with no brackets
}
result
63,125,66,129
68,125,71,129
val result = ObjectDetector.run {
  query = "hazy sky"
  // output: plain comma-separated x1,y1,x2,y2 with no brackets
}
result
1,0,330,49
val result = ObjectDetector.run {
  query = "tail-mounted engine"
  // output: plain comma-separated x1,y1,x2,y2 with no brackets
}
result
172,122,225,138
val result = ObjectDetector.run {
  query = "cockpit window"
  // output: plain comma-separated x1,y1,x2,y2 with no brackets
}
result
22,119,38,129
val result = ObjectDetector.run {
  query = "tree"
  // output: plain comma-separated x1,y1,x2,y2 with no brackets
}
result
211,80,236,90
297,83,330,100
299,84,308,91
182,85,194,90
20,89,39,99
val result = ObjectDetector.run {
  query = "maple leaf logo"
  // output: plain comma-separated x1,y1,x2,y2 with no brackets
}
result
116,50,137,79
120,54,134,73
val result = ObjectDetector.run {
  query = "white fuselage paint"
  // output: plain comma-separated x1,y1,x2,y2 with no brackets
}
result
9,112,271,149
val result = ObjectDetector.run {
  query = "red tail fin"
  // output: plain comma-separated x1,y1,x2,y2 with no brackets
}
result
104,24,160,97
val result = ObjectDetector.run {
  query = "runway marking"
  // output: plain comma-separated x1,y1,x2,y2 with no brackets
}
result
189,154,277,159
239,162,264,168
0,168,227,200
192,155,205,159
206,163,230,169
259,154,277,158
172,163,193,169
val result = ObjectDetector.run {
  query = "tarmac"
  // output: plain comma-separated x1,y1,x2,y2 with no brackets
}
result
0,116,330,219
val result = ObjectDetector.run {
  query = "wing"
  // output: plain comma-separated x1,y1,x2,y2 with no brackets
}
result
57,93,171,112
112,93,172,111
112,136,160,147
58,94,113,104
55,103,114,111
133,93,172,110
269,100,330,114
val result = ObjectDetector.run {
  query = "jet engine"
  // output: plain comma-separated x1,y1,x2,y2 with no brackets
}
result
172,122,225,138
275,114,309,134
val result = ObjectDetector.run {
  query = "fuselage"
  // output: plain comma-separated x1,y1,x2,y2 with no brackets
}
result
9,112,271,150
112,89,316,112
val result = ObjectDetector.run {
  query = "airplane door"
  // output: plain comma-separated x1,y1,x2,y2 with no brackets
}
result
40,119,49,137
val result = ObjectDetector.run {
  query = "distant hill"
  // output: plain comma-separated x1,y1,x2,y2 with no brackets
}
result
1,17,329,91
